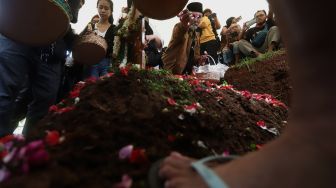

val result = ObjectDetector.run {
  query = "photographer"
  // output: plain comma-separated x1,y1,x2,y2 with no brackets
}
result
238,5,280,58
220,16,242,65
203,9,221,50
198,8,220,63
162,2,207,75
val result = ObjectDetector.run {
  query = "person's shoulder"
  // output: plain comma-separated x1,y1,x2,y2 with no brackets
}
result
201,16,210,22
266,19,276,27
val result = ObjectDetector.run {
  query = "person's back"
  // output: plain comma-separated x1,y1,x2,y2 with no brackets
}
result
199,16,216,44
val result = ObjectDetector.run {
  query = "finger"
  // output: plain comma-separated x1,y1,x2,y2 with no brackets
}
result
159,164,181,179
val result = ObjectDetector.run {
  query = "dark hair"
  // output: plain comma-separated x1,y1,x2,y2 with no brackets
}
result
254,10,267,17
203,8,212,15
226,17,235,27
91,14,100,22
97,0,114,24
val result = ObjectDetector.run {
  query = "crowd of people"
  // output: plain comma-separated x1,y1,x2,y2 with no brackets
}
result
0,0,335,188
163,2,282,74
0,0,283,137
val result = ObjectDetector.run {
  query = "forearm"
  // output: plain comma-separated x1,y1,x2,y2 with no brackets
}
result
170,23,188,44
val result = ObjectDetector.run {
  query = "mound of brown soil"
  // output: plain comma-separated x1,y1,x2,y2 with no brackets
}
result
224,52,292,106
1,68,288,188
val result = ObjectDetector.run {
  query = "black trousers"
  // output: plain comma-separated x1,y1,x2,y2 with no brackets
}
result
200,39,219,64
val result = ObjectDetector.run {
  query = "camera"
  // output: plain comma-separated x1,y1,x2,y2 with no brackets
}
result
229,32,239,37
245,18,257,28
209,13,217,18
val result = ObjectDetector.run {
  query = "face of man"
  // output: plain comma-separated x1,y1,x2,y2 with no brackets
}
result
255,11,267,25
68,0,85,23
190,11,203,26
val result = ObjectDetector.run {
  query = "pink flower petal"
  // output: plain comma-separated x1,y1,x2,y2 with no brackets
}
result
119,145,134,160
167,98,177,106
222,150,230,157
27,149,49,166
0,168,10,183
113,174,133,188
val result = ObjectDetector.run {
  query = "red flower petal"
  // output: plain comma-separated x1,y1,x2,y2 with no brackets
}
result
241,91,252,99
256,120,267,129
113,174,133,188
189,79,200,86
49,105,59,113
129,149,147,164
0,135,15,144
167,98,177,106
45,131,60,146
120,67,129,76
84,77,97,84
58,106,75,114
69,89,80,99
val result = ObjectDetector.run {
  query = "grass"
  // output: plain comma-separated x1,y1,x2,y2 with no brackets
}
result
234,50,286,70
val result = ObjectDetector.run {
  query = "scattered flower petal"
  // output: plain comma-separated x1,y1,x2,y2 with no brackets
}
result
45,130,60,146
178,114,185,120
120,67,129,76
197,140,207,149
74,97,80,105
113,174,133,188
256,120,267,129
167,98,177,106
266,127,280,135
222,150,230,157
49,105,59,113
119,145,134,160
129,148,147,164
0,167,10,183
162,108,169,113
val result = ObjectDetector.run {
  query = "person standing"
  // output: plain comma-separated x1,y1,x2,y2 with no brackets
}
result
162,2,207,75
0,0,85,137
84,0,116,78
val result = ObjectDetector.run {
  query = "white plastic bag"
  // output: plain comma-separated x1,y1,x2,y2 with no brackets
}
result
194,55,229,81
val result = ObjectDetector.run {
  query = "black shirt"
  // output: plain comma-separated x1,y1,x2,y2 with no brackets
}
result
245,19,275,43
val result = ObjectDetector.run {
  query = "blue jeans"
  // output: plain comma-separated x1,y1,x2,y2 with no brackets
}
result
0,34,61,136
222,41,239,65
88,58,111,78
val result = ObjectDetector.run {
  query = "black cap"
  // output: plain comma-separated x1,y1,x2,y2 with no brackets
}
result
187,2,203,14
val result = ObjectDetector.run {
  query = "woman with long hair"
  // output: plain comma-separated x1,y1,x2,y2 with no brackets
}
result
84,0,115,78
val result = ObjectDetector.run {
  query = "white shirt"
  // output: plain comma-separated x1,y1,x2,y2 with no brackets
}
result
94,23,107,37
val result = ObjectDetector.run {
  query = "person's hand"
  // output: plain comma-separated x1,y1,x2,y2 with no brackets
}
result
87,23,93,32
178,10,191,29
242,23,248,31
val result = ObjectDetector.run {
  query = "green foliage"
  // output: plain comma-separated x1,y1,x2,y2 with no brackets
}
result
234,50,286,70
142,70,195,105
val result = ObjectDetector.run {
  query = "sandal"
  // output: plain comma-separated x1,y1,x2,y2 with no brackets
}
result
148,155,238,188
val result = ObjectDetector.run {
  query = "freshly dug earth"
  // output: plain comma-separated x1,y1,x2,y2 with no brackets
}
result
224,52,292,106
1,69,288,188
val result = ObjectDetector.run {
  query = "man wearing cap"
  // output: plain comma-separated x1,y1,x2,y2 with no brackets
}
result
162,2,207,75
